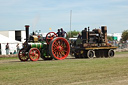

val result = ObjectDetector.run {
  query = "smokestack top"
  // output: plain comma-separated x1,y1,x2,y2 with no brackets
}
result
25,25,30,28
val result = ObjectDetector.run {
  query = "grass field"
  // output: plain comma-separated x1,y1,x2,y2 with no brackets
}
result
0,52,128,85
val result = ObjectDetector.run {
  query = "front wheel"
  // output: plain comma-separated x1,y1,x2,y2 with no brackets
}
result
29,48,40,61
18,49,29,61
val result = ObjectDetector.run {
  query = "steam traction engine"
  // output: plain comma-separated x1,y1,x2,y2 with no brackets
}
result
18,25,70,61
70,26,117,58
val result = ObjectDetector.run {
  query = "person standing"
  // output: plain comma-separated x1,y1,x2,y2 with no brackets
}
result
5,43,9,55
60,28,68,37
56,29,61,37
0,43,1,55
77,32,82,39
13,50,17,54
16,43,20,53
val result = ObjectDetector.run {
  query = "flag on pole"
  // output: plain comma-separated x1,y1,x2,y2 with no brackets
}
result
49,28,52,31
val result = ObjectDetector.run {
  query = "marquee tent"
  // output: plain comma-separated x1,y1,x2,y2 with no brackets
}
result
0,34,23,55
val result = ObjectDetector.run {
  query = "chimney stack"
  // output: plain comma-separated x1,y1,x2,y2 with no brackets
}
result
25,25,29,42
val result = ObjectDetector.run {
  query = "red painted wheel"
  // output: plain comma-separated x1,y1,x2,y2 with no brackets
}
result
18,49,28,61
46,32,58,44
29,48,40,61
49,37,70,60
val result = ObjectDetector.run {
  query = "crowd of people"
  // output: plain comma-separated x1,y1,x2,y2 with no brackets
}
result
108,39,128,49
0,43,20,55
5,43,20,55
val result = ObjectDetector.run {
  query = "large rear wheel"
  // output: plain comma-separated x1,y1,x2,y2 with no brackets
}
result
49,37,70,60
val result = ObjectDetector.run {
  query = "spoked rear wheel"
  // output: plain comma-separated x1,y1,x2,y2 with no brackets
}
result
49,37,70,60
29,48,40,61
18,49,28,61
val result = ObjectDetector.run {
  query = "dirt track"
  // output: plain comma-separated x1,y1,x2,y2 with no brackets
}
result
114,53,128,57
0,52,128,64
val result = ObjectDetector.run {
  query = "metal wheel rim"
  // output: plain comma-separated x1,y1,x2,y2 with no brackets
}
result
29,48,40,61
87,50,94,58
108,50,114,57
18,49,28,61
51,37,70,60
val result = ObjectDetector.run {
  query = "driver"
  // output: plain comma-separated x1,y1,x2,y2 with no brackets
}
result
56,29,61,37
60,28,68,37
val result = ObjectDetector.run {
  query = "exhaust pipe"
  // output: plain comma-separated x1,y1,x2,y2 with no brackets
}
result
25,25,29,42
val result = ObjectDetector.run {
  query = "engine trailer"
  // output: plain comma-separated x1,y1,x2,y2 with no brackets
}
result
18,25,70,61
70,26,117,58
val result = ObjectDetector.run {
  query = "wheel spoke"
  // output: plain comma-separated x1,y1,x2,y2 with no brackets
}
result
58,52,60,57
55,41,59,46
53,43,58,48
53,49,58,52
60,51,65,56
62,49,67,53
59,52,63,57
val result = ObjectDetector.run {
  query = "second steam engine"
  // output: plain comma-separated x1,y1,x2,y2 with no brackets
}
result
70,26,117,58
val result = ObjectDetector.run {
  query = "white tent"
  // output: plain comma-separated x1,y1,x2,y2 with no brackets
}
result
0,34,23,55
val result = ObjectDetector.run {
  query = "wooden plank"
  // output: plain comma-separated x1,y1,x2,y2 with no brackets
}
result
85,46,117,50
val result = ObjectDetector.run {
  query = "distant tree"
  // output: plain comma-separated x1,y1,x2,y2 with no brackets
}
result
66,30,80,38
121,30,128,41
107,36,113,41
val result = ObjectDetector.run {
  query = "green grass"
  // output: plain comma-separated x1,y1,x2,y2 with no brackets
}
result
0,57,17,60
0,54,128,85
115,51,128,54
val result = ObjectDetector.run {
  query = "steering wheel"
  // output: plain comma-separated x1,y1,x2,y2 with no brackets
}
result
46,32,58,44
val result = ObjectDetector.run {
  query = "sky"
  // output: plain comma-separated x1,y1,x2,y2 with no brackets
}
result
0,0,128,33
